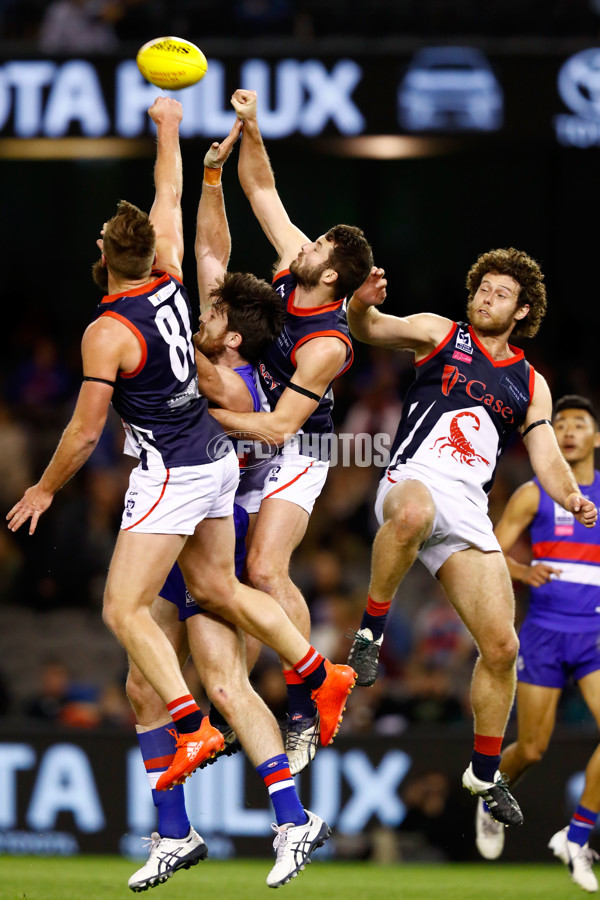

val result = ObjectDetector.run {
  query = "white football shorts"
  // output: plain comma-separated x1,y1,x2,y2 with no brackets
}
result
374,459,501,577
121,448,239,534
235,442,329,516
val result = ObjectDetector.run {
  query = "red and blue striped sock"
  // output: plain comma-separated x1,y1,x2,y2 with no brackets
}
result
167,694,204,735
568,804,597,847
360,595,391,641
256,754,306,826
137,725,190,838
293,647,327,691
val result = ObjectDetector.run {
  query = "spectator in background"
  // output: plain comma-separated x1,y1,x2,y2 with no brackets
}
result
39,0,120,53
24,658,70,721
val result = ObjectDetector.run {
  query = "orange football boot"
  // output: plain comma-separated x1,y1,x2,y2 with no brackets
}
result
311,661,357,746
156,717,225,791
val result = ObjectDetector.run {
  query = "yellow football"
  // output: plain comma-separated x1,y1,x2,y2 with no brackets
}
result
136,37,208,90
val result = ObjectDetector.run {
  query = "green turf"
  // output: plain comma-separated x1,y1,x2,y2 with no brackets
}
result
0,857,587,900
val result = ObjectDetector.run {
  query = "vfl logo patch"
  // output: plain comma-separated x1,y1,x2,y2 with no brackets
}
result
455,327,473,355
430,411,490,467
125,499,136,518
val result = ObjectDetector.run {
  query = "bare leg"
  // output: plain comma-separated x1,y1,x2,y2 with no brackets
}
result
577,671,600,811
126,595,191,731
369,480,436,601
187,611,283,767
245,498,311,669
103,530,191,706
499,682,560,786
438,548,519,739
178,516,312,666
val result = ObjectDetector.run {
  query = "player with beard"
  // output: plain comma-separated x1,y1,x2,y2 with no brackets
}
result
7,99,358,889
344,247,597,827
212,89,375,775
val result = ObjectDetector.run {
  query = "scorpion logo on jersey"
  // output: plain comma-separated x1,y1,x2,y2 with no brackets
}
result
430,411,490,467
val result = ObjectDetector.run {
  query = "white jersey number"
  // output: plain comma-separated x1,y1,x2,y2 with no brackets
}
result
154,291,195,382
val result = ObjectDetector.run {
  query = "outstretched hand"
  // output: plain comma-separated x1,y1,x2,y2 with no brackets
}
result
148,96,183,126
566,492,598,528
7,484,54,535
231,89,258,121
204,118,243,168
351,266,387,307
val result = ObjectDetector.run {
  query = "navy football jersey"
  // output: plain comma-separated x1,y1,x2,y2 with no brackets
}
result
94,270,224,469
386,321,534,500
257,269,353,439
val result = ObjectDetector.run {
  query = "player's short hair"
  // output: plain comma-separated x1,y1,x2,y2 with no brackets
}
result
465,247,547,339
553,394,599,427
325,225,374,301
210,271,286,366
102,200,156,279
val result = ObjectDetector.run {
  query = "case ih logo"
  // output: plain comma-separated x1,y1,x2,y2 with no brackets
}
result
441,365,467,396
440,365,515,421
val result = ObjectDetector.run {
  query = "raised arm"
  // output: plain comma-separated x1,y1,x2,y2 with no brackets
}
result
148,97,184,281
230,89,309,268
195,119,242,313
348,271,453,356
523,373,597,527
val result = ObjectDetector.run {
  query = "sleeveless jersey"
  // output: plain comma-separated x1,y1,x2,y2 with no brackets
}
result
527,472,600,631
94,270,224,469
257,270,353,445
386,321,534,502
234,363,261,413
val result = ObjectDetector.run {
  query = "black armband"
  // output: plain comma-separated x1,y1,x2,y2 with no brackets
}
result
522,418,551,439
83,375,116,388
286,381,321,403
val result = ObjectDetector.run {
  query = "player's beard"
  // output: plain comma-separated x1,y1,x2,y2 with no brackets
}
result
467,300,518,337
92,258,109,292
196,328,228,362
289,257,329,290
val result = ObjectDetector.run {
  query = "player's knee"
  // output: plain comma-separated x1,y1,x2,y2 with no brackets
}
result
387,502,433,544
245,552,282,594
482,632,519,672
520,740,547,767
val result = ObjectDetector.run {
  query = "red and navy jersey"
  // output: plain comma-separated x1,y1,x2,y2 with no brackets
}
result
257,269,353,438
93,270,224,469
527,472,600,631
386,321,533,499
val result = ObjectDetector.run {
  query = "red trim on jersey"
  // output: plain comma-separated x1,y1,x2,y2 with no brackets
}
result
290,330,354,378
100,270,172,303
528,364,535,401
99,311,148,378
144,755,175,771
414,322,457,368
532,541,600,564
264,768,293,787
264,460,316,500
124,469,170,530
468,326,525,367
273,268,290,283
273,267,346,316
